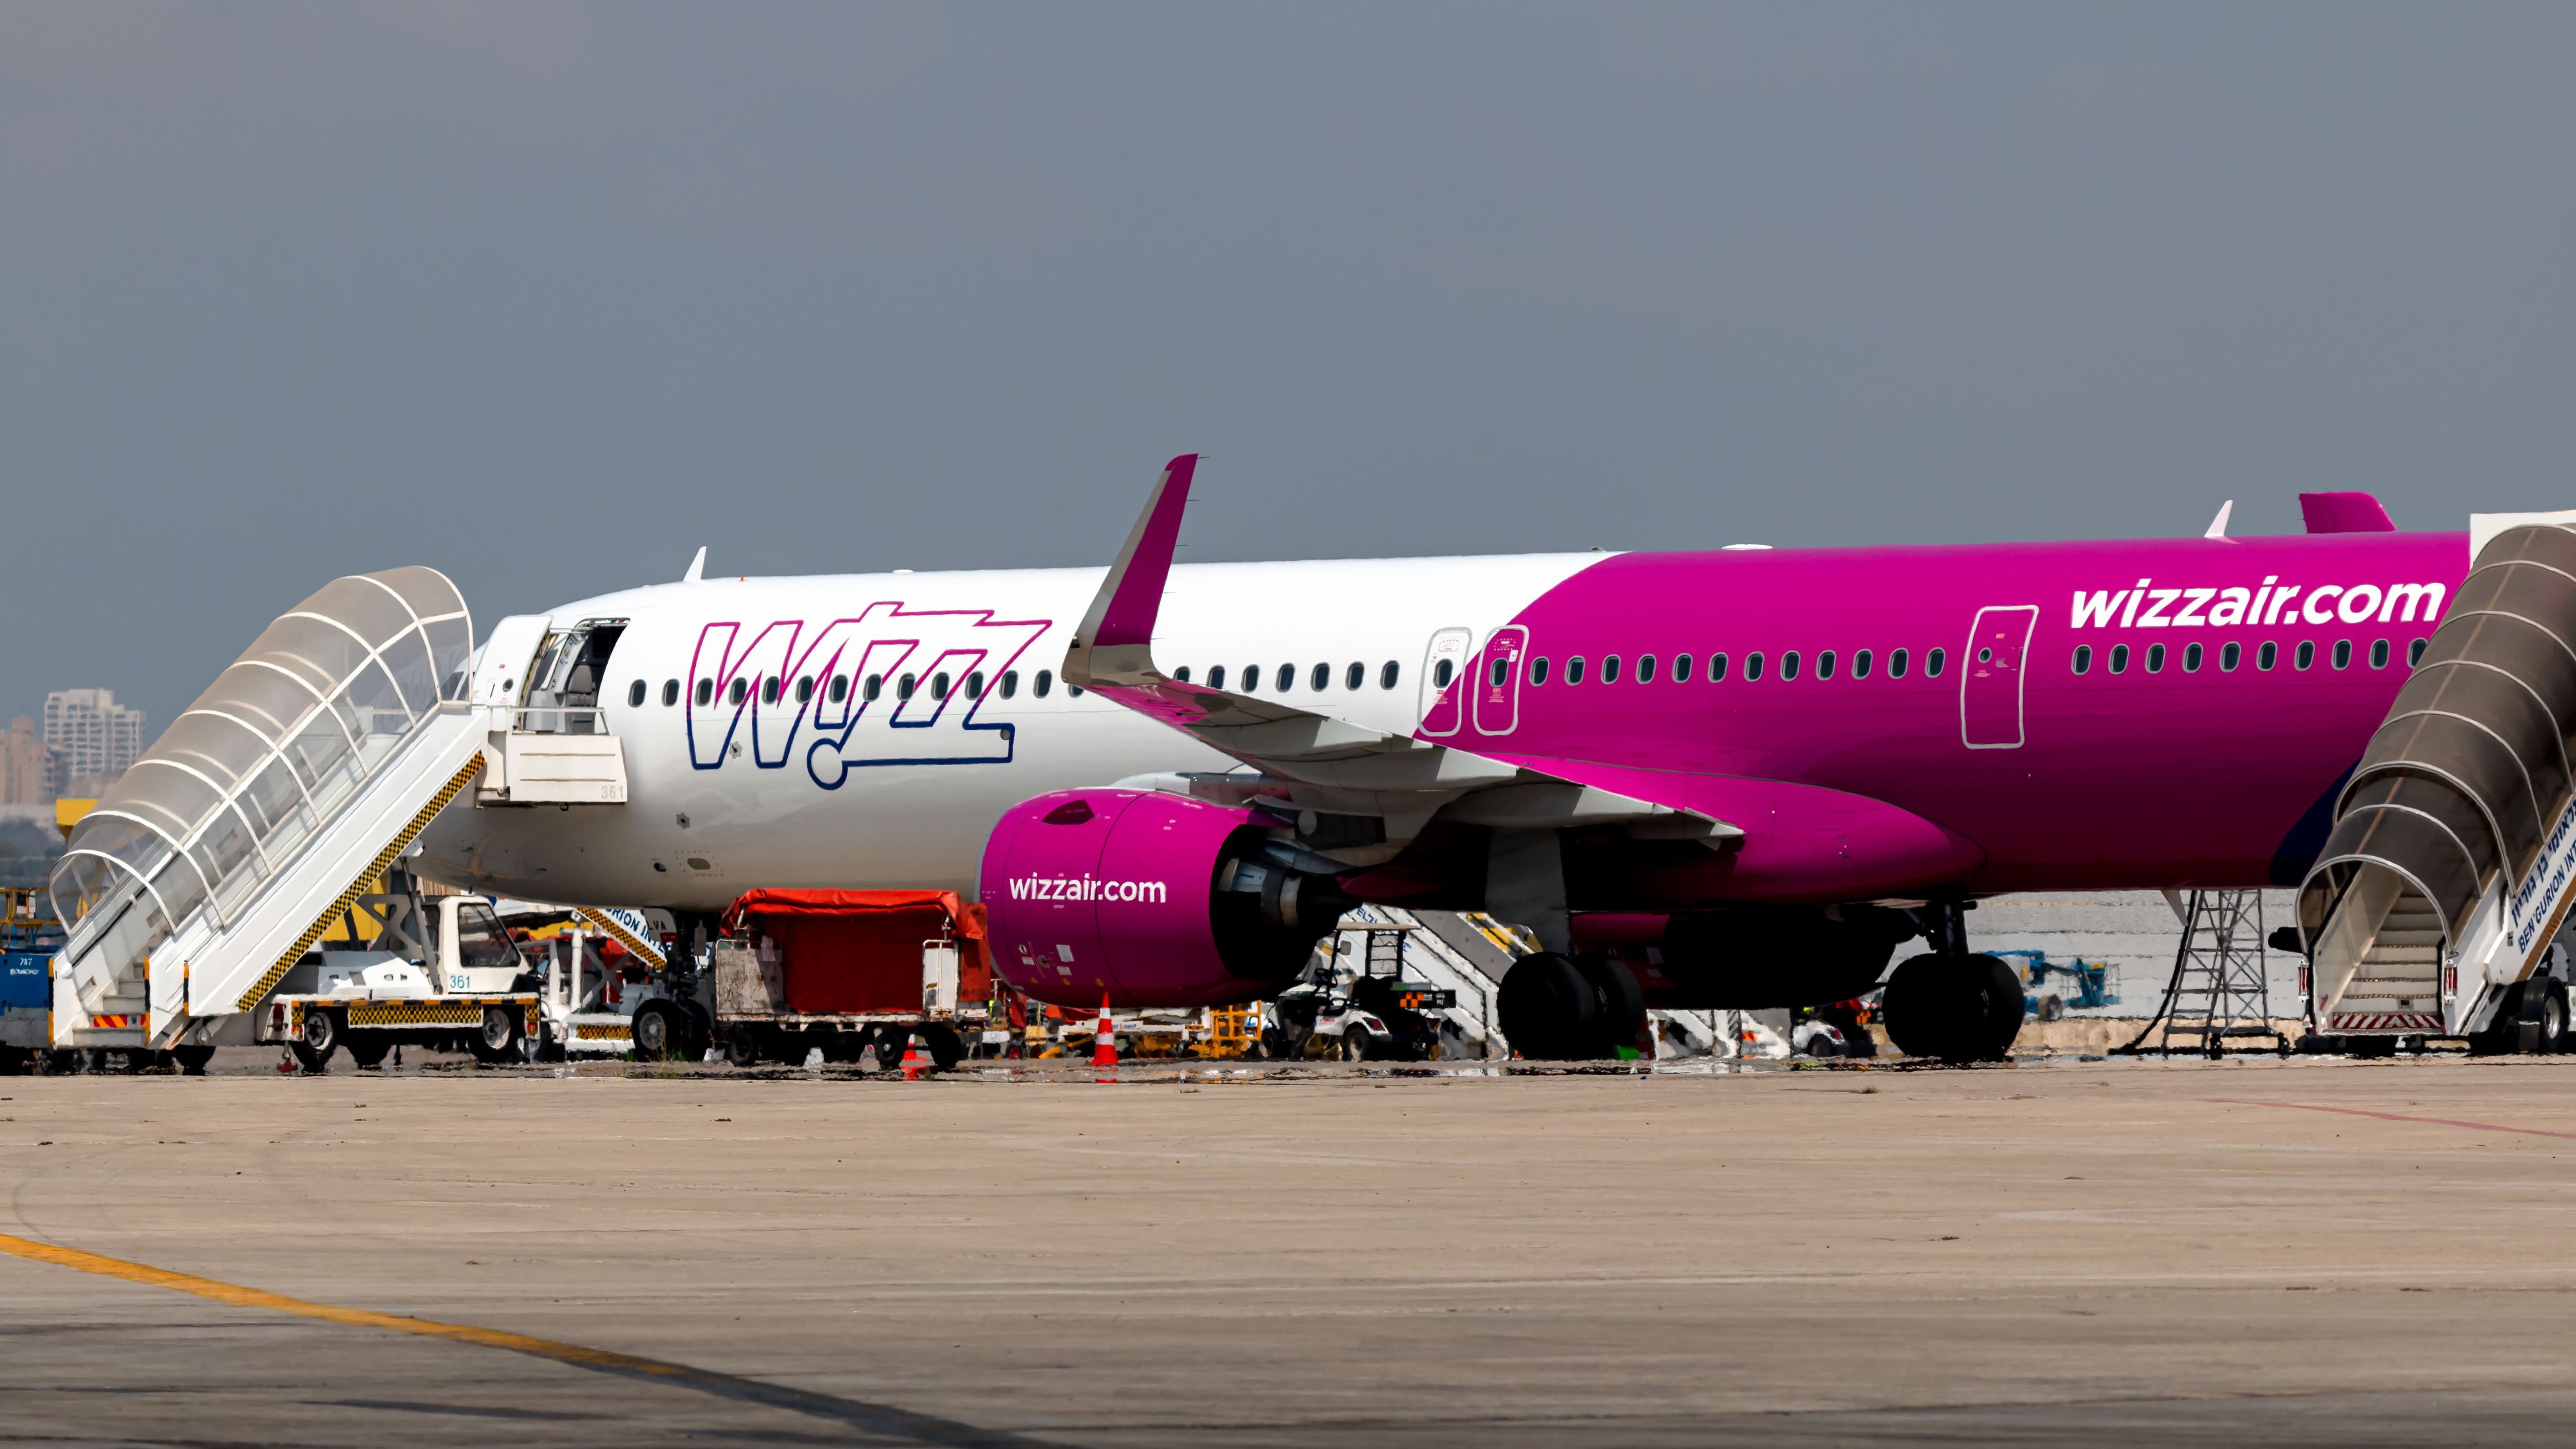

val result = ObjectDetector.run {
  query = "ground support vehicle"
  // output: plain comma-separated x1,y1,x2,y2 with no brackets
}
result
643,890,992,1071
1990,949,2119,1020
257,874,547,1069
1,888,65,1073
1269,923,1461,1062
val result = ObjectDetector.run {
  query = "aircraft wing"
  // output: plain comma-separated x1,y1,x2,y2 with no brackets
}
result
1062,457,1741,855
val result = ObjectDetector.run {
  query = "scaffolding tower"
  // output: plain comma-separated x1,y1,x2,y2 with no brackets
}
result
2117,890,2292,1058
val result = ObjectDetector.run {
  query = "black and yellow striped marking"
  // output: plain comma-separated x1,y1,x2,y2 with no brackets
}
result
233,756,485,1013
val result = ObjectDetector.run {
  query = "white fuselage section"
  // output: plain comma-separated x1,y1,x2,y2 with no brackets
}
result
417,554,1596,910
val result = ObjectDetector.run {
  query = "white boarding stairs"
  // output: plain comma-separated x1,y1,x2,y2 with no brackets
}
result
48,582,627,1049
2301,514,2576,1040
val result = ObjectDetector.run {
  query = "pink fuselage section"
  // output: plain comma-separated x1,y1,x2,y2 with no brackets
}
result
1443,530,2468,899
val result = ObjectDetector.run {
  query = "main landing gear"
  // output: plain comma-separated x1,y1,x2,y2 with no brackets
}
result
1879,901,2024,1064
1497,952,1647,1061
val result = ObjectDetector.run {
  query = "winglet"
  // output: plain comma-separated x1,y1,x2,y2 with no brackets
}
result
2299,492,2396,534
682,546,707,583
1065,454,1197,689
2203,500,2233,539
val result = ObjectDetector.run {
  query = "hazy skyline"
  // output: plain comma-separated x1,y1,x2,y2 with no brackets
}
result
5,4,2572,732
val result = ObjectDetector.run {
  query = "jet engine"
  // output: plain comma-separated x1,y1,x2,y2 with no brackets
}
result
980,788,1356,1007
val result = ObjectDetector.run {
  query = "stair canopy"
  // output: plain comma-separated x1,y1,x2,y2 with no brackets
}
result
48,569,472,989
2301,524,2576,1025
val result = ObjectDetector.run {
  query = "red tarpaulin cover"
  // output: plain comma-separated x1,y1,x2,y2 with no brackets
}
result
721,889,991,1015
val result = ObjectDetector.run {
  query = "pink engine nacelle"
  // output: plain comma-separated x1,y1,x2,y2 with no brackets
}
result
979,788,1353,1008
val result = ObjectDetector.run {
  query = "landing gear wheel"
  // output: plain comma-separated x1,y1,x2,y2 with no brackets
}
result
289,1007,342,1072
346,1032,392,1070
468,1006,524,1064
918,1023,963,1072
1574,955,1647,1058
1497,952,1599,1061
630,1003,684,1062
1882,954,2022,1063
172,1045,215,1076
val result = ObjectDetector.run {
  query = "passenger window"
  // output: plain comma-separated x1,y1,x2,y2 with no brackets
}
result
2295,642,2315,670
1311,663,1330,692
1433,658,1453,689
1602,655,1623,684
1347,662,1364,690
2220,642,2239,672
2146,644,2166,673
1530,657,1550,685
1674,653,1693,680
1174,666,1192,683
2332,640,2353,669
1637,654,1657,683
761,676,780,704
1068,684,1084,697
1489,657,1510,687
2109,644,2129,674
1242,664,1260,692
1278,664,1296,693
1000,671,1018,699
829,675,848,703
2370,639,2390,669
2408,638,2427,666
898,673,917,700
1888,648,1908,679
1380,661,1399,689
1926,648,1946,678
865,674,884,701
2072,645,2092,675
1567,656,1587,684
1745,652,1765,681
969,671,986,698
2183,643,2202,673
696,678,714,706
662,679,681,707
1710,653,1729,682
1781,651,1801,681
1853,649,1872,679
1208,665,1226,691
628,680,647,708
728,678,748,706
933,672,951,700
795,676,814,703
2257,642,2277,671
1817,650,1836,680
1036,669,1054,698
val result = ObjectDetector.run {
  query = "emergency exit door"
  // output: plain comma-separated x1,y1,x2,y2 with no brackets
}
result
1961,606,2039,749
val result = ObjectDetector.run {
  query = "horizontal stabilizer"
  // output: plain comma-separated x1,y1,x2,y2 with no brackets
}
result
2298,492,2395,534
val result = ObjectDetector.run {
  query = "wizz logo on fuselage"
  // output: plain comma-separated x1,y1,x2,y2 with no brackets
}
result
686,602,1051,787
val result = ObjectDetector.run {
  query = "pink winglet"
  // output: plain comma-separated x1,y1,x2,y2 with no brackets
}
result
2298,492,2395,534
1084,454,1198,652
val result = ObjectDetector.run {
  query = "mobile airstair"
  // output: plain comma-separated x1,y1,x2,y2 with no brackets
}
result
47,569,492,1054
2298,517,2576,1045
1331,904,1524,1055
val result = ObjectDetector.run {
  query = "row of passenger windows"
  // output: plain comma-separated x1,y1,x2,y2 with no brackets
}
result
2072,637,2429,675
1172,662,1405,693
628,668,1076,709
1524,647,1946,686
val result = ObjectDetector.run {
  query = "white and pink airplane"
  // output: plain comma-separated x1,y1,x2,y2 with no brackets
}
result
421,455,2558,1060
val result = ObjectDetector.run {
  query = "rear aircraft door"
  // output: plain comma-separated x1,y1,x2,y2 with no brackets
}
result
1470,626,1528,737
1417,627,1474,736
1961,605,2039,749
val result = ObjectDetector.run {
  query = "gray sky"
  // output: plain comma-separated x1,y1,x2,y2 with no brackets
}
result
5,3,2573,734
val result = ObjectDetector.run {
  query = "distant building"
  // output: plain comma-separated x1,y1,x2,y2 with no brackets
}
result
0,717,63,806
43,689,145,793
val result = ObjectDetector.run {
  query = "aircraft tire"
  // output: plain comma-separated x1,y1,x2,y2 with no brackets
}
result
1882,954,2017,1063
1969,954,2025,1060
1574,955,1647,1058
1499,952,1599,1061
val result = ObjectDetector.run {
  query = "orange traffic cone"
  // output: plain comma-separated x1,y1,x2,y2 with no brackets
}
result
1092,993,1118,1073
900,1032,929,1081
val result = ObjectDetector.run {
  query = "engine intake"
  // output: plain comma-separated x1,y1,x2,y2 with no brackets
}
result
980,788,1354,1007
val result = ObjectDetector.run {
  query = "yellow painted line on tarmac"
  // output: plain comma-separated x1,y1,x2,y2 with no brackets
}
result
0,1230,1043,1447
